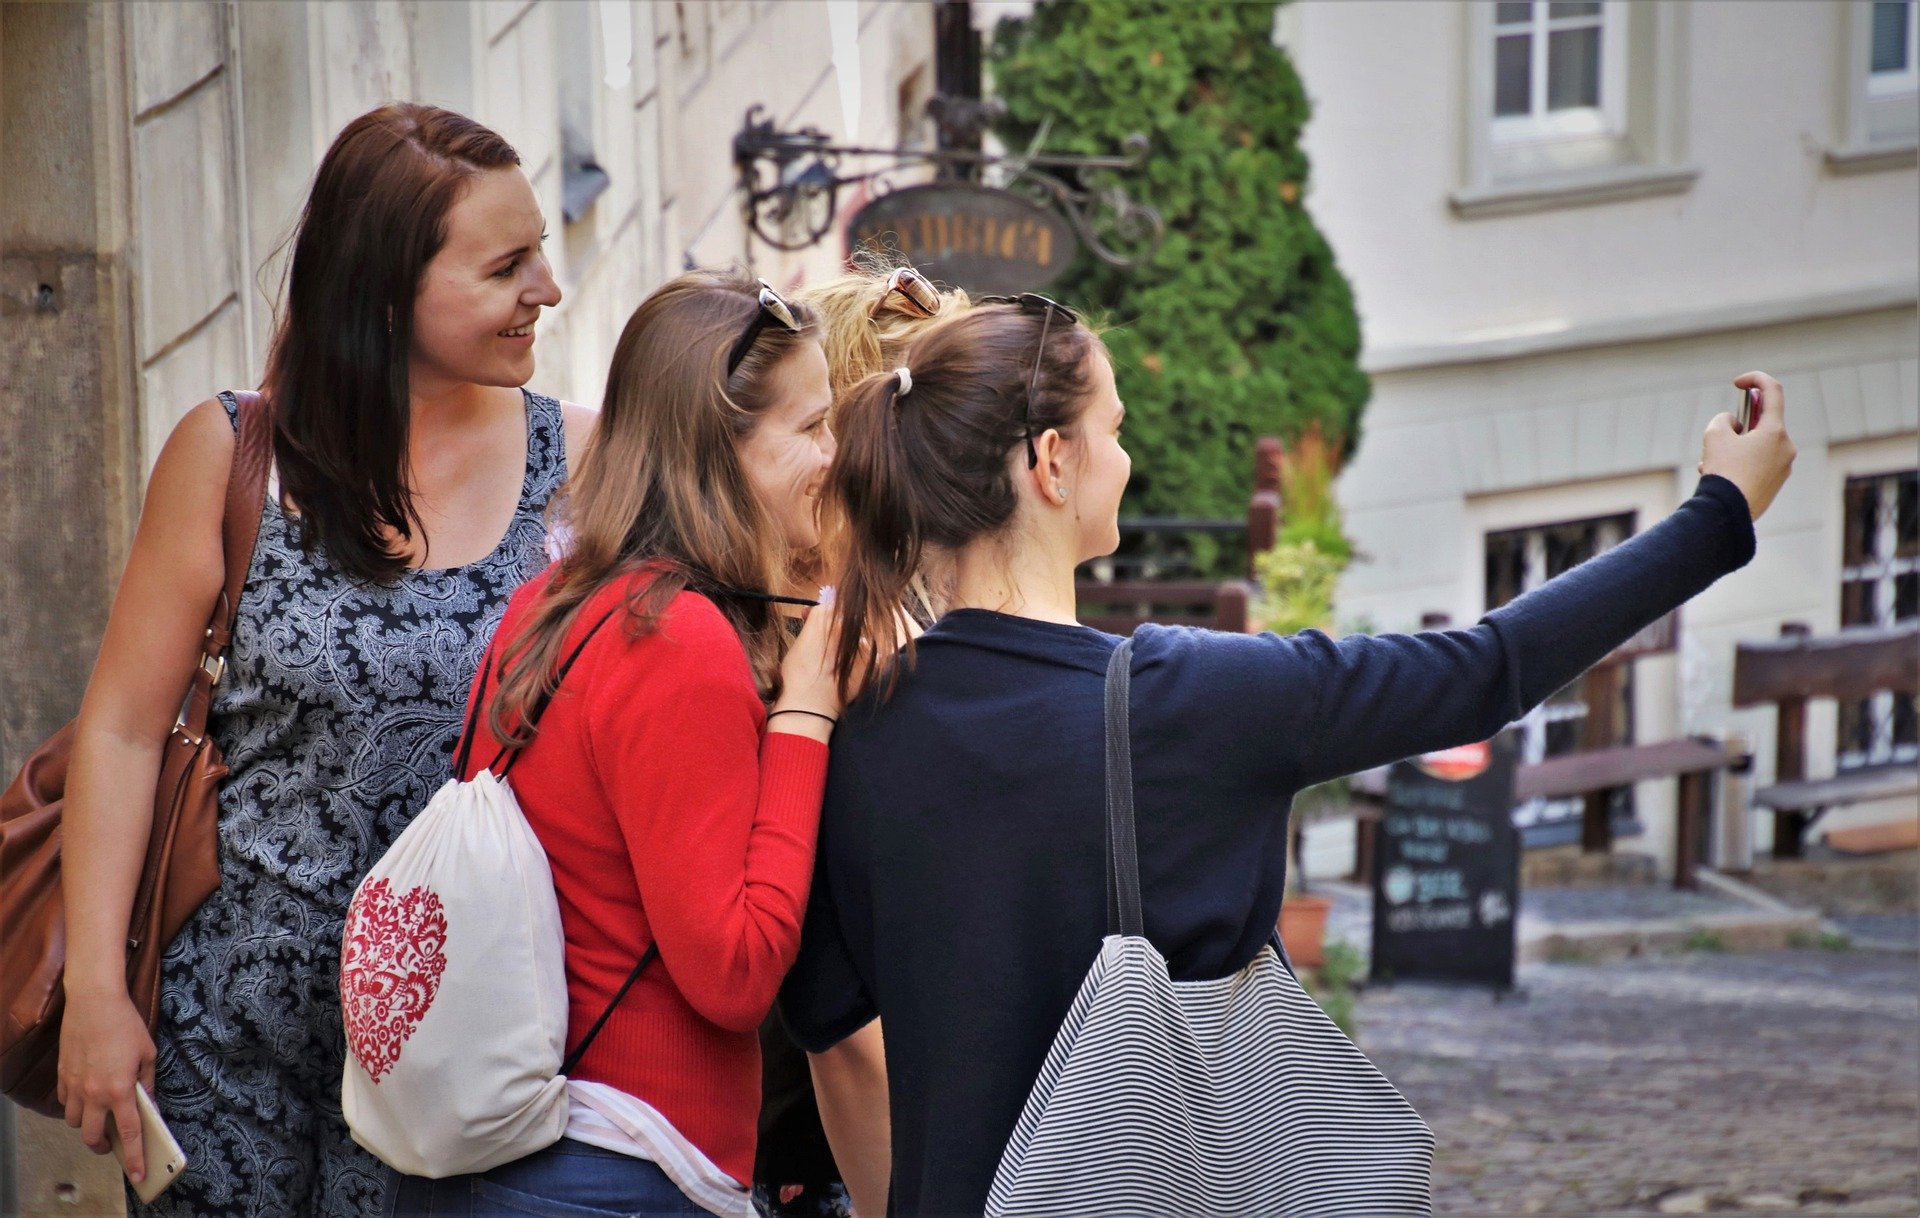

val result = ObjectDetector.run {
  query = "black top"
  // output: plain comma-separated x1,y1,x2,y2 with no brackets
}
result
780,476,1757,1216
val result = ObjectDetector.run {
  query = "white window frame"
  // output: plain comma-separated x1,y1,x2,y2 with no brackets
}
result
1832,0,1920,170
1455,1,1696,218
1867,0,1920,97
1836,467,1919,771
1462,472,1681,857
1484,511,1637,840
1489,2,1628,148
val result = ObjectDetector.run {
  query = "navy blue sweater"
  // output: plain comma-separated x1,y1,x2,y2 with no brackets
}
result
780,475,1756,1217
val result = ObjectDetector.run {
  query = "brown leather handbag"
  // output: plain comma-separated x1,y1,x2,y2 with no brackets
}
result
0,391,271,1118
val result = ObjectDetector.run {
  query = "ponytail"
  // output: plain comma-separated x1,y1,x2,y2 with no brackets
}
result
825,304,1100,704
829,368,926,703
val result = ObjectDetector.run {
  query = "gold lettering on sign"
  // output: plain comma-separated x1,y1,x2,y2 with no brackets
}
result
854,192,1072,281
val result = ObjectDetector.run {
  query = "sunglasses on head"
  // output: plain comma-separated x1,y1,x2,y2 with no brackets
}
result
725,279,801,377
980,293,1080,469
869,266,942,321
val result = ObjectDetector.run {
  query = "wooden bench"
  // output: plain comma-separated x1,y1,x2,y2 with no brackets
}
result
1349,734,1744,889
1732,621,1920,859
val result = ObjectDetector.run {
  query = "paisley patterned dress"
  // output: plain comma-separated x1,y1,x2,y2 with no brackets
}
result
137,390,566,1217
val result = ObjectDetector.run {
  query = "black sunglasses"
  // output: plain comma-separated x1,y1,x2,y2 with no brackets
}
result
725,279,801,377
980,293,1080,468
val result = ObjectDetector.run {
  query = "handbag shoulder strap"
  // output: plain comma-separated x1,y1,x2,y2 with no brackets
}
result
1104,637,1144,938
179,391,272,740
220,391,272,635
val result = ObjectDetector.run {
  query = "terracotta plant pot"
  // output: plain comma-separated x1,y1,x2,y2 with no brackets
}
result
1278,892,1333,970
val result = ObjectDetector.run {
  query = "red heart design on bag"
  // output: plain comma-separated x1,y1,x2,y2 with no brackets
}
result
340,877,450,1082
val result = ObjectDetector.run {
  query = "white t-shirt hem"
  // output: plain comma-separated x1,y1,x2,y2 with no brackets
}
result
564,1080,752,1218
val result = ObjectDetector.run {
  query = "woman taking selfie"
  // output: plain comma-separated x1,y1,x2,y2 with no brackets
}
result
56,103,589,1216
780,299,1795,1215
386,269,842,1218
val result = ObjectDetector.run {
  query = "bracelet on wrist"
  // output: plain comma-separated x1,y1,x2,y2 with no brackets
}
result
768,708,837,727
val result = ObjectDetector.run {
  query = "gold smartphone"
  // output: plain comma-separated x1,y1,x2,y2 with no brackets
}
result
106,1083,188,1204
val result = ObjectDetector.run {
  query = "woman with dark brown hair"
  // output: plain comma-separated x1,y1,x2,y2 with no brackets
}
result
55,103,590,1216
781,298,1796,1214
385,269,841,1218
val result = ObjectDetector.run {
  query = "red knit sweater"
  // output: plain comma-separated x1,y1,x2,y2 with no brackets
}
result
460,570,827,1185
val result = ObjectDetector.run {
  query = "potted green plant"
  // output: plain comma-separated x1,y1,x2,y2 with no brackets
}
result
1254,425,1353,970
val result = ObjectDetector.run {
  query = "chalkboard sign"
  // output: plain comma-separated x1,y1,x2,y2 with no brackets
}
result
846,182,1077,295
1370,734,1520,990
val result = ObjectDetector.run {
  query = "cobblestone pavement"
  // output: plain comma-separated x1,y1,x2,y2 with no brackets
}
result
1352,948,1920,1216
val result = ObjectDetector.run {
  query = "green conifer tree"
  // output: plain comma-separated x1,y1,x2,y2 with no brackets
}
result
989,0,1369,525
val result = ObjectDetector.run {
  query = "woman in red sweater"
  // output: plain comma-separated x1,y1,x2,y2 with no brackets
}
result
387,270,842,1218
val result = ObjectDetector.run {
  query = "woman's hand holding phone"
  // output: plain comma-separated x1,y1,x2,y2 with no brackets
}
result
57,983,156,1180
1698,371,1796,521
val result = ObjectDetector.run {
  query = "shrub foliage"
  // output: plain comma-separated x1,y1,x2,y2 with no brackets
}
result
989,0,1370,522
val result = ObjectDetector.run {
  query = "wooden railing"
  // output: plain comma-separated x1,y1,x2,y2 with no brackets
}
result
1733,621,1920,859
1075,438,1278,636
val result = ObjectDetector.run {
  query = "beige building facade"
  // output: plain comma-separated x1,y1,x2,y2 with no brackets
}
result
1277,0,1919,876
0,1,934,1210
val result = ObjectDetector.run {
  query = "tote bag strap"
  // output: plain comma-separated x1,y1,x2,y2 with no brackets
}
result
1103,638,1144,938
1104,636,1300,977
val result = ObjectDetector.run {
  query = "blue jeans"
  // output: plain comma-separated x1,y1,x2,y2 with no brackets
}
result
385,1139,712,1217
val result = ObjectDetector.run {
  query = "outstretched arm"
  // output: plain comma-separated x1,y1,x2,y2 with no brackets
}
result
1291,372,1794,788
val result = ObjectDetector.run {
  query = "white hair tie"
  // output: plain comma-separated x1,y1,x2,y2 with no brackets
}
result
893,366,914,397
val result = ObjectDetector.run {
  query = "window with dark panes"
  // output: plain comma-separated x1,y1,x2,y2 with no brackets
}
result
1493,1,1607,127
1485,511,1637,846
1870,0,1919,92
1838,469,1919,770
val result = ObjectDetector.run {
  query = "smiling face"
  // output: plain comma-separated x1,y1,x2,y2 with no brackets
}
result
737,340,837,551
408,166,561,394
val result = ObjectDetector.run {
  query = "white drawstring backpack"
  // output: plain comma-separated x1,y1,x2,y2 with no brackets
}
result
340,609,655,1178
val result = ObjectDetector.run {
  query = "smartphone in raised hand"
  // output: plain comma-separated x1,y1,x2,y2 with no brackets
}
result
1736,387,1758,434
107,1083,188,1204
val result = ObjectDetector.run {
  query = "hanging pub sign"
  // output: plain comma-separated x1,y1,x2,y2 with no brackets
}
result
1369,734,1521,992
847,182,1077,295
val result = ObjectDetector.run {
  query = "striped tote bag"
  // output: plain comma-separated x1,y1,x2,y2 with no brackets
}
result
984,638,1435,1218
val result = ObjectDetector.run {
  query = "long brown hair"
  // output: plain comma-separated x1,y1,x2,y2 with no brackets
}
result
827,304,1098,702
263,102,520,584
488,270,822,746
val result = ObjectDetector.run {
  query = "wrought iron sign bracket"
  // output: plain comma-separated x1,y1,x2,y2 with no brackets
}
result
731,104,1164,265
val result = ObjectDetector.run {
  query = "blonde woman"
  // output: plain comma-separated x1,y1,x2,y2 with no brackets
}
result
753,263,965,1218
